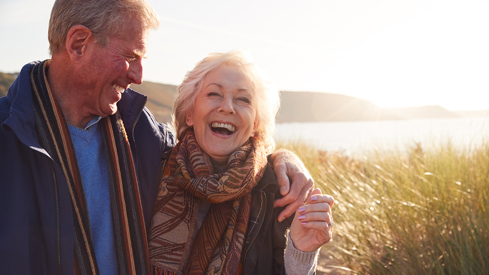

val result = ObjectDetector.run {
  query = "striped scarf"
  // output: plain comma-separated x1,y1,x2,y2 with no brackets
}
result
148,129,267,275
30,60,149,275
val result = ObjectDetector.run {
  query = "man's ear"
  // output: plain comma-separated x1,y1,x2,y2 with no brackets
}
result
65,25,93,60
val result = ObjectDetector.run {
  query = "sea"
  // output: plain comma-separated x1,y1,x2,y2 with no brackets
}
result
274,117,489,155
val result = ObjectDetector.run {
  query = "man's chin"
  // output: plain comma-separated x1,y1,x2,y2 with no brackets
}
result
103,104,118,116
109,106,118,115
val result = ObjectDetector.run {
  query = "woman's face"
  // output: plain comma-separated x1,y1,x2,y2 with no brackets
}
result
186,64,258,168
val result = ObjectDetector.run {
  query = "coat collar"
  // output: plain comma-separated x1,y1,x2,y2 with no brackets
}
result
2,61,148,151
3,61,43,151
117,88,148,131
254,163,280,194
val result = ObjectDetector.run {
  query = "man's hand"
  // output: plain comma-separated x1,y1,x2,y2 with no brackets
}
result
270,149,314,222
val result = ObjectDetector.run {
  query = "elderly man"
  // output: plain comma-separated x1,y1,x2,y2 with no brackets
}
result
0,0,314,274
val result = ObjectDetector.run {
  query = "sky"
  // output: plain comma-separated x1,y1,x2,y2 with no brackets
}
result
1,0,489,111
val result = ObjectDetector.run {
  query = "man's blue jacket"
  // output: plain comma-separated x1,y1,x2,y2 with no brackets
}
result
0,61,175,274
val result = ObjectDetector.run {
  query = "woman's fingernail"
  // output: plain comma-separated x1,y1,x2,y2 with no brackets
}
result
298,215,306,220
301,222,307,225
298,206,305,212
311,196,318,201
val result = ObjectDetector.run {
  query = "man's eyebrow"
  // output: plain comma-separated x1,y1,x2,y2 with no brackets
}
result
133,49,147,59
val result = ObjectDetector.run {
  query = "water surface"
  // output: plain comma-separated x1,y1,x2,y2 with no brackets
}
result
275,117,489,154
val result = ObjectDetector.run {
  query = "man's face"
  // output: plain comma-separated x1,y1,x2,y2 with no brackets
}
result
79,17,149,117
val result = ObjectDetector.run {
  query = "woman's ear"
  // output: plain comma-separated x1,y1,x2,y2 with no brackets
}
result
65,25,93,60
186,112,194,126
252,120,259,136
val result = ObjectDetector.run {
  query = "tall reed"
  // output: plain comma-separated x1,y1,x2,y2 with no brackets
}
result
278,141,489,274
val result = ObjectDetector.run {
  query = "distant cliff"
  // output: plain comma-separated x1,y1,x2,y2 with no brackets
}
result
387,105,461,119
132,81,176,123
1,72,484,124
0,72,17,98
276,91,401,122
132,85,470,123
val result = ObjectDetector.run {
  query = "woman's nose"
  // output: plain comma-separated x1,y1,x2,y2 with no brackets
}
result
218,98,236,115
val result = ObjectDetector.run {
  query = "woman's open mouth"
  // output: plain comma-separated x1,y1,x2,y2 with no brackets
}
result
210,122,236,136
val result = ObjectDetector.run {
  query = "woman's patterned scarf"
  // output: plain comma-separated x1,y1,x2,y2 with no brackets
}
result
149,129,267,275
30,60,149,275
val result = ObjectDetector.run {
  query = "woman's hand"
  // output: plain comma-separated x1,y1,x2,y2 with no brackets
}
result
289,188,334,252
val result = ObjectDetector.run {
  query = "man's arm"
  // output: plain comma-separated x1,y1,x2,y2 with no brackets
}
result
269,149,314,222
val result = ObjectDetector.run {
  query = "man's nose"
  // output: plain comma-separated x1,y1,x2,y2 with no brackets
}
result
128,59,143,85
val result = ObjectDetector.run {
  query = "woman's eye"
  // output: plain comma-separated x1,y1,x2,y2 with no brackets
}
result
238,97,251,104
207,92,220,97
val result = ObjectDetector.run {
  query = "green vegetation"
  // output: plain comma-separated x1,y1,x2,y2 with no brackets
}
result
278,141,489,274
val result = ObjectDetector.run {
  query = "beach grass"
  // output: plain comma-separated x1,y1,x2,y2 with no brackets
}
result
277,141,489,274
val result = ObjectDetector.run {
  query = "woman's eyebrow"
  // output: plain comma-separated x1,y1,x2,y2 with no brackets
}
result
206,83,223,88
205,83,251,93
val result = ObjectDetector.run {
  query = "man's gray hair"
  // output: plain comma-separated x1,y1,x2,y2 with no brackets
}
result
48,0,159,55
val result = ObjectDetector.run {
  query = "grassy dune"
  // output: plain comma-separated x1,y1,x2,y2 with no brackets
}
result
278,141,489,274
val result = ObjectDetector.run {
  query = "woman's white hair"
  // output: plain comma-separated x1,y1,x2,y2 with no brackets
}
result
172,50,280,154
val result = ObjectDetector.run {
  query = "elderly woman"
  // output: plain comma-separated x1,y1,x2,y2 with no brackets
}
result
148,51,334,275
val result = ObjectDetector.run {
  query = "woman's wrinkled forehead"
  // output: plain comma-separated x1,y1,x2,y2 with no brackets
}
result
204,64,256,92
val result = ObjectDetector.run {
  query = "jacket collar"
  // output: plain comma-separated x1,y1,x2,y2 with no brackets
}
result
3,61,43,151
117,88,148,132
254,164,279,194
2,61,148,150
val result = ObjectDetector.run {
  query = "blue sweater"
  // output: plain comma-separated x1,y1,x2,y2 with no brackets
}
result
68,118,118,275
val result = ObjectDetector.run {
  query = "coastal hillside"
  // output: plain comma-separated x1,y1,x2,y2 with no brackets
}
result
132,81,176,123
0,72,17,98
1,71,483,123
388,105,461,119
276,91,401,122
130,85,472,123
456,109,489,118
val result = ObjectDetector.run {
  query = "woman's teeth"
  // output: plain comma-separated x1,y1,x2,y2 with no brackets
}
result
211,122,236,132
